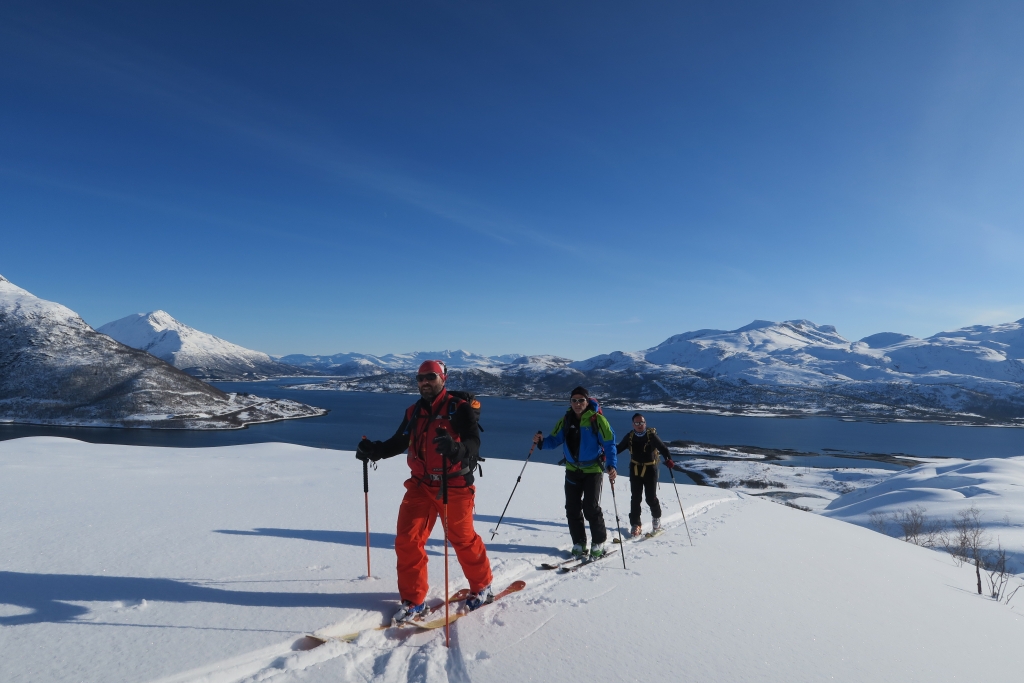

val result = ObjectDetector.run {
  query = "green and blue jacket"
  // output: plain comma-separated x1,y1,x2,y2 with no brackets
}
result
540,407,618,474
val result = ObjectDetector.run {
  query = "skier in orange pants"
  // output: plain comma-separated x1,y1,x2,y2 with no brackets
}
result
357,360,493,623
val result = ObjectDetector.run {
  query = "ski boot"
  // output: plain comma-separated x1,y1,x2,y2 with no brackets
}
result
393,600,426,624
652,517,663,532
630,524,643,538
571,543,588,559
589,542,606,559
466,584,494,611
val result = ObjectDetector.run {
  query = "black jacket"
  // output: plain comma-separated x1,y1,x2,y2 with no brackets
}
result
616,428,670,478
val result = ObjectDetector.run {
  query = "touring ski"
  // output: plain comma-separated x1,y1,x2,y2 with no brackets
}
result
413,580,527,630
612,528,664,543
558,548,619,573
310,589,471,644
539,556,585,570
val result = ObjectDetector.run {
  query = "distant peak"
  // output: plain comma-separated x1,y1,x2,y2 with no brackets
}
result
735,320,777,332
0,274,8,283
859,332,916,348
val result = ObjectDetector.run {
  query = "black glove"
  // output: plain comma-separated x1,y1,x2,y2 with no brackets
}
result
432,430,462,462
356,438,382,462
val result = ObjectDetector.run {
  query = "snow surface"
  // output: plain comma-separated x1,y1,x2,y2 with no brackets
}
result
1,437,1021,683
669,455,896,513
824,457,1024,567
98,311,304,381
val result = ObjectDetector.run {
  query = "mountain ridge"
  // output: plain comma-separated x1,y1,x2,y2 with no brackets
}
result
0,275,325,429
284,318,1024,425
98,311,306,381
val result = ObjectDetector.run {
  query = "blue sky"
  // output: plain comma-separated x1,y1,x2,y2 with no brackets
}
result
2,1,1023,359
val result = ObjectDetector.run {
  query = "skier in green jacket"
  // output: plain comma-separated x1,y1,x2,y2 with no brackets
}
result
533,386,618,559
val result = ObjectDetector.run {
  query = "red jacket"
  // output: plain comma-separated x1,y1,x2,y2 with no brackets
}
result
377,388,481,487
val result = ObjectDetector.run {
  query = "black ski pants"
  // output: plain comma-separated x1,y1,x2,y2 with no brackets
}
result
629,466,662,527
564,470,607,546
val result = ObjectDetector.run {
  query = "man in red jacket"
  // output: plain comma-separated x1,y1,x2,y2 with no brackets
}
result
356,360,493,623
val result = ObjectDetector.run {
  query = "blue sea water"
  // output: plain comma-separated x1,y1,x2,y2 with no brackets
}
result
2,380,1022,476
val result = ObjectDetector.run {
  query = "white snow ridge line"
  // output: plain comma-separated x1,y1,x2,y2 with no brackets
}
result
684,495,735,519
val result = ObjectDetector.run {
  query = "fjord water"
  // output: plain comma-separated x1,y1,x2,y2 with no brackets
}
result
1,381,1022,470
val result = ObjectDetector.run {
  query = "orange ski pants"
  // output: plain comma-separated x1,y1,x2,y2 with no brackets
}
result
395,478,493,605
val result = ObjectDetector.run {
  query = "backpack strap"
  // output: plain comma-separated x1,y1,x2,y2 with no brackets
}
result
630,429,658,477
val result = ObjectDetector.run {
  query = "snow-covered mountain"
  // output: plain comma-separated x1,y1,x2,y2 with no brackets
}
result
98,311,306,381
577,318,1024,385
286,319,1024,424
0,275,325,428
279,349,524,375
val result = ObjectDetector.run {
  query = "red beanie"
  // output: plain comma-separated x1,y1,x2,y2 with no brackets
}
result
418,360,447,379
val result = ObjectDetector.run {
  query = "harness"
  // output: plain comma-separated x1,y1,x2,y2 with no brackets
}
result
628,427,660,477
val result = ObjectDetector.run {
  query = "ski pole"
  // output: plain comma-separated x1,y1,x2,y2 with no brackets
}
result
490,439,537,540
440,433,451,648
362,435,372,578
666,460,693,546
609,473,627,569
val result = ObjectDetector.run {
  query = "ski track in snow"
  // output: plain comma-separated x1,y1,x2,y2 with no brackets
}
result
143,498,736,683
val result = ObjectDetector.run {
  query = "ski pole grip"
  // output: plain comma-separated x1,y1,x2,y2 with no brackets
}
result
361,435,369,493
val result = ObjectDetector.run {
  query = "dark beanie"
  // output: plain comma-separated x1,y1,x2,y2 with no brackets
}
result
570,386,589,398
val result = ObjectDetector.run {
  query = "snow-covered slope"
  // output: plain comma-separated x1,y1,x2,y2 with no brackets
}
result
0,275,325,428
1,437,1019,683
823,457,1024,567
98,311,306,380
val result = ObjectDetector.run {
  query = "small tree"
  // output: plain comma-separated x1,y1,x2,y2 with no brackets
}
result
983,541,1011,601
951,505,988,595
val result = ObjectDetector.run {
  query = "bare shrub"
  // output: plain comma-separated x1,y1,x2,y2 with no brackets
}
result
868,510,890,535
939,524,968,567
893,506,927,545
951,505,989,595
983,541,1016,602
887,506,945,547
738,478,786,489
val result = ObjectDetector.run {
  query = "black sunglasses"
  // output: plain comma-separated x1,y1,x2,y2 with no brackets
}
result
570,397,587,404
416,373,439,382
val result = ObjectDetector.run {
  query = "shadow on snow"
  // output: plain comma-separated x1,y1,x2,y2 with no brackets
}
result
215,527,557,556
0,571,394,626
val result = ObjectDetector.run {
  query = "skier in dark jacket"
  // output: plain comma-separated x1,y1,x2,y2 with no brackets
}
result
532,386,617,559
356,360,493,623
616,412,674,537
